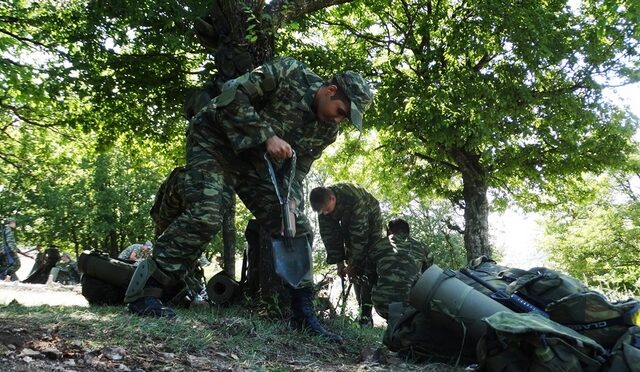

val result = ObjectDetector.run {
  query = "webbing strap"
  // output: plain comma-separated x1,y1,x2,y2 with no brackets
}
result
424,269,457,314
124,258,157,303
388,302,405,330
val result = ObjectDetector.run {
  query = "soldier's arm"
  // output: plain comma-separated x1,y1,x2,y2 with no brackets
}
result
318,215,346,264
117,248,131,260
214,58,302,152
345,204,371,274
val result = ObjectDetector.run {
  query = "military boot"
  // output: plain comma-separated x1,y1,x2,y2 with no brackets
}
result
290,287,343,343
128,296,176,319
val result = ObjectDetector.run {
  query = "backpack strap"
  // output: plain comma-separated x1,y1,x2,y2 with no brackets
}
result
124,258,173,303
423,269,457,315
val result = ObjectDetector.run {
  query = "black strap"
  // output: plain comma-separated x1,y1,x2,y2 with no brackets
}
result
423,269,457,314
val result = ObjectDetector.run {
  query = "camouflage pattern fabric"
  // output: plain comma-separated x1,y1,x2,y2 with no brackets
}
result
478,312,607,371
317,183,384,272
55,259,80,284
118,244,153,261
148,57,355,290
317,183,383,315
370,233,433,319
1,225,21,277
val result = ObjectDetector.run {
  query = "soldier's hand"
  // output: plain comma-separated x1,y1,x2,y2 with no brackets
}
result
266,135,292,160
337,262,347,278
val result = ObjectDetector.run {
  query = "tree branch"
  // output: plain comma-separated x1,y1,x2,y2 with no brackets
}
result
267,0,354,26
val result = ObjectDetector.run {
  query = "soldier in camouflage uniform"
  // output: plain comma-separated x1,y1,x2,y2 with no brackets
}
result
309,183,384,326
1,218,21,281
118,241,153,261
370,218,433,320
54,253,81,285
127,57,372,343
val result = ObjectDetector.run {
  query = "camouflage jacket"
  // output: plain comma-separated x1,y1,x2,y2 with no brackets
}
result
370,233,433,311
188,57,339,208
318,183,383,271
1,225,20,275
1,225,17,253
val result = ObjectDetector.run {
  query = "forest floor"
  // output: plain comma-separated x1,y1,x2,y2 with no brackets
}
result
0,281,467,371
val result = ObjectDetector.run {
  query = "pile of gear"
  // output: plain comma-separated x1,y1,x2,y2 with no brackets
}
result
384,256,640,371
77,250,207,310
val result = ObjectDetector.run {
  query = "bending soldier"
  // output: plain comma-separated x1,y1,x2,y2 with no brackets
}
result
118,241,153,262
370,218,433,320
127,57,372,343
309,183,384,327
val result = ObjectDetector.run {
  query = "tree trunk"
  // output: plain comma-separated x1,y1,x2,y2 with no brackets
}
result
449,148,492,261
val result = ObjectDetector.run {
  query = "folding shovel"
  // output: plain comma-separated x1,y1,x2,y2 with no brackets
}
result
264,151,313,289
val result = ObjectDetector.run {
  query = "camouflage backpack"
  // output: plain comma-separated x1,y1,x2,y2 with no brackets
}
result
457,258,638,348
546,292,640,349
477,312,607,372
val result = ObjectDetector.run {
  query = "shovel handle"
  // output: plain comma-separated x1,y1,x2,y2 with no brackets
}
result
264,151,297,239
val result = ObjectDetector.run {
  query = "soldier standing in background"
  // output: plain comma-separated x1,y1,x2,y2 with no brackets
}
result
1,218,21,281
309,183,384,327
126,57,372,344
370,218,433,320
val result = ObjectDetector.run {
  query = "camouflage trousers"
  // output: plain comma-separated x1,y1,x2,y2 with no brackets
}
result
150,148,313,282
351,260,377,318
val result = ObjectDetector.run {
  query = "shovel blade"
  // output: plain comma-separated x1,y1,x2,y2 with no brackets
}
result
272,236,313,289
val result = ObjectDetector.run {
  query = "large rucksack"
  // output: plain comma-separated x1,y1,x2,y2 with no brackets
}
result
456,257,638,348
391,257,640,367
77,250,192,307
77,250,138,305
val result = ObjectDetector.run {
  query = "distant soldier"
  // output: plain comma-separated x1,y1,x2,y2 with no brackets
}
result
1,218,21,281
54,253,81,285
370,218,433,320
118,241,153,262
310,183,384,326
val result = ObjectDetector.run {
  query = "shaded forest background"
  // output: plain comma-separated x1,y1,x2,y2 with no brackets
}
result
1,0,639,293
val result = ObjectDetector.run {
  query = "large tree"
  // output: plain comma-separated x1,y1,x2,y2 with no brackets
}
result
542,163,640,294
308,0,640,260
0,0,361,234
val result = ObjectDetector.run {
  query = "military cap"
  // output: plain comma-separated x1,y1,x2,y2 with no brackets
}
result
334,71,373,131
4,217,16,225
144,241,153,248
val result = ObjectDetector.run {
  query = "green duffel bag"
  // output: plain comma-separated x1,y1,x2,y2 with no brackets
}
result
604,326,640,372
